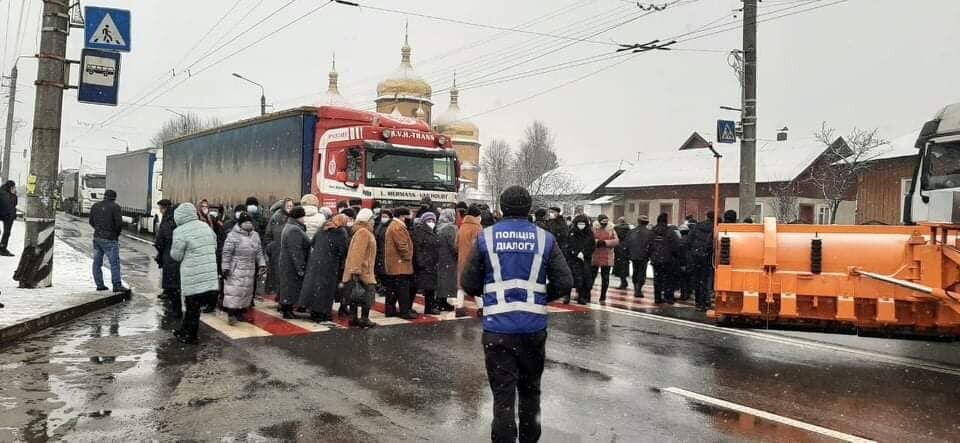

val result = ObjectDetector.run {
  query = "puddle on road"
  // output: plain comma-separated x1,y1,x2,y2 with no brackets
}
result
684,401,840,442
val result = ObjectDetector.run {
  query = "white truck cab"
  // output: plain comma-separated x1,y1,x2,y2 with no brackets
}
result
907,102,960,225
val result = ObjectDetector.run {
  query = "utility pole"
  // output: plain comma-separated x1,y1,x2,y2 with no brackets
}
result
1,65,16,183
738,0,758,222
14,0,70,288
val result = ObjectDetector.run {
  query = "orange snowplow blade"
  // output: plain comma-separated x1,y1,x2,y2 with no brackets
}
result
709,219,960,337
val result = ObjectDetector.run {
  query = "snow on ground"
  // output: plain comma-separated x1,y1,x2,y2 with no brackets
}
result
0,221,113,329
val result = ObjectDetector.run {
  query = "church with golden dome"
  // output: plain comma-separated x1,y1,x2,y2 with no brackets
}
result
322,26,482,190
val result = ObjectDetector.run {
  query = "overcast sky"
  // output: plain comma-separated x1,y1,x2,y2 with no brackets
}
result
1,0,958,183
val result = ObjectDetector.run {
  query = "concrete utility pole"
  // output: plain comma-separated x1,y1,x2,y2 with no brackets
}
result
1,65,16,183
14,0,69,288
738,0,758,222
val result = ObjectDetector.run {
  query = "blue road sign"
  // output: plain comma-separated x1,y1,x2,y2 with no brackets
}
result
84,6,131,52
78,48,121,106
717,119,737,144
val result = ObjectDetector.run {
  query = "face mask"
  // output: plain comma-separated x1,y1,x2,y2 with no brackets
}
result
347,221,355,227
381,216,390,224
235,211,242,219
548,213,557,220
247,205,259,214
201,207,209,214
240,221,254,232
209,210,219,219
426,222,436,230
576,223,586,230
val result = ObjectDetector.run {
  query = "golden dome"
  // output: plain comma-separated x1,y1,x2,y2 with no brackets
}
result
376,29,432,102
433,76,479,142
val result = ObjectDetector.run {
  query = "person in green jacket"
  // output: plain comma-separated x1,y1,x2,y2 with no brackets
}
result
170,202,219,344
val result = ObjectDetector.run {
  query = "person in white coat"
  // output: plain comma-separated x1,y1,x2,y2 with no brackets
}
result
300,194,326,241
221,212,267,325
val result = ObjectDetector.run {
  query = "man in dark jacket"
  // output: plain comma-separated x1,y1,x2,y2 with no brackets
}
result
460,186,573,443
687,211,715,311
626,216,652,298
277,206,309,318
612,217,632,289
648,213,680,304
153,200,181,316
0,180,18,256
89,189,128,293
567,214,595,305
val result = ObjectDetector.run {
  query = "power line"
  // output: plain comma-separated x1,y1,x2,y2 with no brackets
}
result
97,1,334,130
88,0,306,132
334,1,624,46
676,0,847,44
443,0,850,124
171,0,245,69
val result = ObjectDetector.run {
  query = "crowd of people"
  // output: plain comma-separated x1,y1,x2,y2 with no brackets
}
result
86,187,720,345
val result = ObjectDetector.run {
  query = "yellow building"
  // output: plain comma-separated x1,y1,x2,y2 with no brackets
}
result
433,76,481,190
372,27,481,190
375,29,433,122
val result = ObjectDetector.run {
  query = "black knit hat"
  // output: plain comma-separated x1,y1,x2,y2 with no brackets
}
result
288,206,306,219
394,207,411,217
499,186,532,217
534,208,547,220
245,196,259,207
467,204,482,217
237,212,253,225
104,189,117,200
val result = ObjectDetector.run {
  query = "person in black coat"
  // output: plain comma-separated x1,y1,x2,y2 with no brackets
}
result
299,213,350,322
612,217,632,289
0,180,17,256
566,214,596,305
648,213,681,304
626,216,653,298
411,212,441,315
153,200,182,317
276,206,309,318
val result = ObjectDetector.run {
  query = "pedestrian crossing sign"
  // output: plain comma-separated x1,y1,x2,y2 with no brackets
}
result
717,119,737,144
84,6,131,52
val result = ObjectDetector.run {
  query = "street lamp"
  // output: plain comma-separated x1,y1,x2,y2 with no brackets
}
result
164,108,187,119
232,72,266,116
720,105,742,112
111,136,129,152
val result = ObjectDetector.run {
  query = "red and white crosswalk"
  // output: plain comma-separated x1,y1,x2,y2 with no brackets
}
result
200,283,689,340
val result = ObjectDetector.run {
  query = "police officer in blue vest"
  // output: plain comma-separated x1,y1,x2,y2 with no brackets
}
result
461,186,574,443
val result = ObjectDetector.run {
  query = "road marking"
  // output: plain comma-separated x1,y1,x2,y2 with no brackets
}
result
663,387,876,443
121,232,154,245
594,304,960,377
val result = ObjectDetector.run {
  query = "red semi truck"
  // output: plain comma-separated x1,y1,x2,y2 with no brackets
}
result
163,106,461,209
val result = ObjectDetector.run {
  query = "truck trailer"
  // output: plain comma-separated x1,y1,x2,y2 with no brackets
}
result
105,147,163,233
163,106,460,210
60,169,106,216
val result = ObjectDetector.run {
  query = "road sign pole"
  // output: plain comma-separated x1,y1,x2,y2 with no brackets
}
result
738,0,758,222
14,0,70,288
1,65,16,182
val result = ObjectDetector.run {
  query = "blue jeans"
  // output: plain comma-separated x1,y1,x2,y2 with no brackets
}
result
92,238,122,289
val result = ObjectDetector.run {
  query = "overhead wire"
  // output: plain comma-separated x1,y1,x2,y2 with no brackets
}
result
170,0,246,69
95,1,335,130
448,0,849,123
87,0,306,133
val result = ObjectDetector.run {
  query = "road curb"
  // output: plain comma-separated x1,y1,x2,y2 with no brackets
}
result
0,291,127,349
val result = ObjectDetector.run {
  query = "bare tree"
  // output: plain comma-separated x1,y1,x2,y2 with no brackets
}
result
530,168,583,208
480,138,514,210
149,112,222,148
768,180,799,223
512,121,559,188
811,123,888,224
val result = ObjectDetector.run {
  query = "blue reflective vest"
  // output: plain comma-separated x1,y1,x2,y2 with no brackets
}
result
476,218,556,334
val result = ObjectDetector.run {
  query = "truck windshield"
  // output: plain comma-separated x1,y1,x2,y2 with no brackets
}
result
84,175,106,189
366,150,456,191
923,142,960,190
